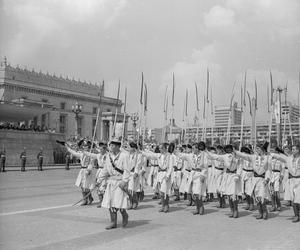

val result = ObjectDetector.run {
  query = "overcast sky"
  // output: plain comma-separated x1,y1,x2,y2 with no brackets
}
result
1,0,300,128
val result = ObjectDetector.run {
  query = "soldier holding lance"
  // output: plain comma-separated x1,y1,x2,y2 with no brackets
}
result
147,146,161,200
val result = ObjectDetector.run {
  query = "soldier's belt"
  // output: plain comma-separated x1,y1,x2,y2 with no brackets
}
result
185,169,191,172
272,170,281,173
192,168,202,172
288,173,300,179
215,167,224,171
243,169,253,172
254,172,265,178
226,169,237,174
152,164,159,167
208,165,212,168
158,168,167,172
81,167,87,169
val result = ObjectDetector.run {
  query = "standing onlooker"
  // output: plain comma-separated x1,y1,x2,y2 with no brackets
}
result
20,148,26,172
37,148,43,171
0,146,6,172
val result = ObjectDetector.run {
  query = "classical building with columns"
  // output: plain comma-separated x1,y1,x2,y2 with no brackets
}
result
0,58,128,166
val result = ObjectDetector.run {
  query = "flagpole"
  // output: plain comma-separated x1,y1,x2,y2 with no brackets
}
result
268,70,274,147
112,80,120,139
121,87,127,144
138,73,144,143
142,84,148,144
170,73,175,142
239,84,244,151
226,82,236,144
210,87,214,145
254,79,258,147
185,89,189,144
161,86,168,143
202,95,206,141
195,82,200,141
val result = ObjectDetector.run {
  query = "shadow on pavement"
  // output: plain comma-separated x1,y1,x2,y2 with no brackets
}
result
126,219,151,228
238,211,253,217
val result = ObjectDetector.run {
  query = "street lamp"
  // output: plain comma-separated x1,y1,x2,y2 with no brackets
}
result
72,102,82,139
130,113,139,140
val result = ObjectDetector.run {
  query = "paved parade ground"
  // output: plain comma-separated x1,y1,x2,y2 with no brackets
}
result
0,168,299,250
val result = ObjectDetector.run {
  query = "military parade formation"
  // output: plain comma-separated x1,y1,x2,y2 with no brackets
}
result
55,136,300,230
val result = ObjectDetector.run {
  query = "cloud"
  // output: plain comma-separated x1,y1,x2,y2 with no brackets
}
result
204,5,235,28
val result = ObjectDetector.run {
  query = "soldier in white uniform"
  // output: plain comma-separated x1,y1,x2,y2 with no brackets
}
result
178,142,208,215
142,143,175,213
97,138,131,229
235,142,271,220
240,146,255,211
66,140,95,206
269,147,285,212
147,146,161,199
172,146,184,201
206,146,216,202
208,145,241,218
271,144,300,223
84,142,108,208
127,141,143,209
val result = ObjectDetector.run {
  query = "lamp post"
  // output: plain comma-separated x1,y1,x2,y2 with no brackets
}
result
72,102,82,139
130,113,139,140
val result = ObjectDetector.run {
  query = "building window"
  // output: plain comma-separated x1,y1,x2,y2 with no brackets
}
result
59,114,67,134
60,102,66,110
92,107,97,114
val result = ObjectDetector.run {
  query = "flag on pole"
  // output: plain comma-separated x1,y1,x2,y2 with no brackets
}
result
140,72,144,105
172,73,175,106
206,68,209,103
195,82,199,111
185,89,188,116
243,70,247,106
144,84,148,112
255,79,258,110
210,87,214,115
247,91,252,116
270,70,274,105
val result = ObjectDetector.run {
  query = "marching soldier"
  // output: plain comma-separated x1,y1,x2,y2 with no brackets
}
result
142,142,175,213
235,142,271,220
147,146,160,199
20,147,26,172
65,140,95,206
0,146,6,172
269,147,285,212
240,145,255,211
172,146,184,201
96,138,130,230
178,142,208,215
84,142,108,208
208,145,241,218
271,144,300,223
37,148,43,171
206,146,216,202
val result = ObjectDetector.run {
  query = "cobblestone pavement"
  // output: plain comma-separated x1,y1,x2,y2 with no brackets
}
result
0,169,299,250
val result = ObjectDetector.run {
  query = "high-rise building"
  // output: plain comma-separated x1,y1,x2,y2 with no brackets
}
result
281,102,299,123
214,102,242,127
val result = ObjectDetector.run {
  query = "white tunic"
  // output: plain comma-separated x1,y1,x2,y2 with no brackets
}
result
98,151,130,209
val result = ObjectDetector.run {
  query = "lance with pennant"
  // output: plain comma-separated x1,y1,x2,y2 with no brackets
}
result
112,79,120,140
195,82,200,141
138,73,144,143
121,87,127,144
268,70,274,147
170,73,175,141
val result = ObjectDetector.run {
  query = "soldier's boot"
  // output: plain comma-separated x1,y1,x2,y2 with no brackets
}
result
105,210,117,230
88,192,94,205
80,191,88,206
174,189,180,201
269,195,276,212
292,203,300,223
233,200,239,218
158,194,163,205
120,209,129,228
209,193,214,202
183,192,187,200
97,194,103,208
163,195,169,213
193,197,200,215
199,198,204,215
159,197,165,212
140,190,144,201
256,202,263,219
187,194,193,206
217,193,222,208
249,197,255,211
228,199,234,218
132,193,139,210
262,202,268,220
221,195,226,208
275,193,281,211
244,195,250,210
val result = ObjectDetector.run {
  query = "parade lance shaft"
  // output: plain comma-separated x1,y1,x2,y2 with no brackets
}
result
112,80,121,139
195,82,200,141
239,71,246,150
121,87,127,144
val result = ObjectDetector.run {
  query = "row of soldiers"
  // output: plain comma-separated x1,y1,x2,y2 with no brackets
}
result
62,137,300,230
0,147,72,171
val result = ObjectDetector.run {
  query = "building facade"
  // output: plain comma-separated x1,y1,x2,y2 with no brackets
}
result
214,102,242,127
0,59,128,142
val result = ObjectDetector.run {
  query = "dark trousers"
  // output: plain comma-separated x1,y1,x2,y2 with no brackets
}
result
38,159,43,171
0,159,5,172
21,160,26,171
